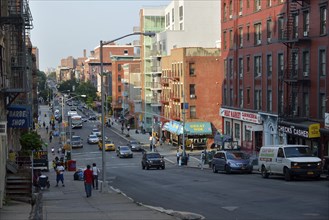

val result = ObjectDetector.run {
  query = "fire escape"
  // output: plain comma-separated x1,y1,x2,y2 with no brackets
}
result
281,0,311,118
0,0,33,106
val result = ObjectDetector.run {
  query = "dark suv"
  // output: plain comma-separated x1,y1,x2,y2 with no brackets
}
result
141,152,165,170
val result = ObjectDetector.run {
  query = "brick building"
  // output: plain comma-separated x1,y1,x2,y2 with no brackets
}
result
220,0,328,157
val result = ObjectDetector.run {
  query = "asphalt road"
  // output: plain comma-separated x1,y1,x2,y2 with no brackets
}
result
46,105,329,220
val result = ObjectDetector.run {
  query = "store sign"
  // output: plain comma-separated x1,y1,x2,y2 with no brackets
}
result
278,123,320,138
246,124,263,131
325,113,329,129
220,108,261,124
7,105,32,128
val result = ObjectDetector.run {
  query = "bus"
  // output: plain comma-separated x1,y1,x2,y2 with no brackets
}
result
71,115,83,129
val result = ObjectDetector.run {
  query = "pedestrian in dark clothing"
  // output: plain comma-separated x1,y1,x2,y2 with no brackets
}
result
46,126,49,134
49,133,52,143
43,121,46,128
84,165,93,197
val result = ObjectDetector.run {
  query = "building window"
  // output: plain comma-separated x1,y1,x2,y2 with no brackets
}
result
118,64,122,71
118,75,121,82
234,123,240,139
247,88,250,104
179,6,183,21
229,59,233,78
190,106,196,119
267,19,272,43
303,11,310,35
223,88,227,105
278,53,284,78
320,93,326,118
267,0,272,7
303,92,309,117
255,0,261,11
189,63,195,76
247,0,250,8
223,3,227,20
293,14,299,39
320,6,327,35
229,29,233,49
247,25,250,41
292,51,298,78
267,54,272,77
239,27,243,48
229,0,233,18
230,88,233,106
124,49,128,55
239,0,243,15
239,89,243,108
224,59,227,79
279,90,284,115
247,56,250,72
254,23,262,45
278,17,284,40
179,23,183,30
189,84,196,97
254,55,262,77
254,89,262,110
223,31,227,50
245,126,251,141
319,49,326,76
118,85,121,92
225,121,231,136
239,57,243,78
267,90,272,112
303,51,310,77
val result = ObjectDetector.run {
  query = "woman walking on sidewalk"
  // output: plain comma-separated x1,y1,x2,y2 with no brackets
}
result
84,164,93,197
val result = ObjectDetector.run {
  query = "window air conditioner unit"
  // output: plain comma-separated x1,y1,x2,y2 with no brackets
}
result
239,11,242,16
190,94,196,99
303,71,309,76
267,38,271,43
257,5,261,10
257,39,261,45
229,15,233,19
303,31,309,37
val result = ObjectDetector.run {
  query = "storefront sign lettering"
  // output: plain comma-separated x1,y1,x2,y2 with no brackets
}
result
278,123,320,138
220,108,261,124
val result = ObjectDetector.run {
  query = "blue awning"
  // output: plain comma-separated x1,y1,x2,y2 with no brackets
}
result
163,121,213,136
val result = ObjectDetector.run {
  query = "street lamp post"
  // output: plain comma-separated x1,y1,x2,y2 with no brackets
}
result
99,31,155,193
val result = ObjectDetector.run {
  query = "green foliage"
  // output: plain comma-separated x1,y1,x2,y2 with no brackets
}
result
19,131,44,152
58,79,78,93
75,80,98,101
37,70,48,102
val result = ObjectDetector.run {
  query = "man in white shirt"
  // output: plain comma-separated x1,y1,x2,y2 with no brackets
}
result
55,162,65,187
92,163,100,190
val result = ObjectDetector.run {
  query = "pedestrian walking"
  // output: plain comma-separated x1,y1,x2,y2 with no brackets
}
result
43,121,46,128
49,133,52,143
46,126,49,134
176,150,180,165
84,164,93,197
55,162,65,187
92,163,100,190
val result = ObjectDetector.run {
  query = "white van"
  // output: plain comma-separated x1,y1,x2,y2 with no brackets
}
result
258,145,322,181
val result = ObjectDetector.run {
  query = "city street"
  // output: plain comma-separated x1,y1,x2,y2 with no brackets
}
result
40,104,329,220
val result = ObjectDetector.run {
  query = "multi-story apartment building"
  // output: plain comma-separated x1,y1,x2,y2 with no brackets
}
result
139,6,166,133
161,47,222,147
220,0,328,157
0,0,34,207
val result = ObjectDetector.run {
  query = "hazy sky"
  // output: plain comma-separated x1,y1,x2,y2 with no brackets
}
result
29,0,169,71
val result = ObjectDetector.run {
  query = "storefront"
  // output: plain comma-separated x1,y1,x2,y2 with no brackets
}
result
163,121,213,149
220,108,263,152
278,121,321,156
319,113,329,158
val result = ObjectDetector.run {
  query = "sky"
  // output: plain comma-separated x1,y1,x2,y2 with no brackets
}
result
29,0,169,72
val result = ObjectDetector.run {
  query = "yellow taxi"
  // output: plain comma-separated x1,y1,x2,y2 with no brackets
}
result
98,139,115,151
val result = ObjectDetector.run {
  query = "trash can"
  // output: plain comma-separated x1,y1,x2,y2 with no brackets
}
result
67,160,76,171
181,155,188,166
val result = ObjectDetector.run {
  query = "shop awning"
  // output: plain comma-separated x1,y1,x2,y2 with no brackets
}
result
163,121,213,136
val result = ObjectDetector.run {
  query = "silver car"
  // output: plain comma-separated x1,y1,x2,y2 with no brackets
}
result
87,134,99,144
127,140,142,151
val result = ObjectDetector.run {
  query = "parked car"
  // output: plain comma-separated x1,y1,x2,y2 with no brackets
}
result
98,139,115,151
116,146,133,158
87,134,99,144
127,140,142,151
211,150,253,174
91,128,101,137
141,152,165,170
